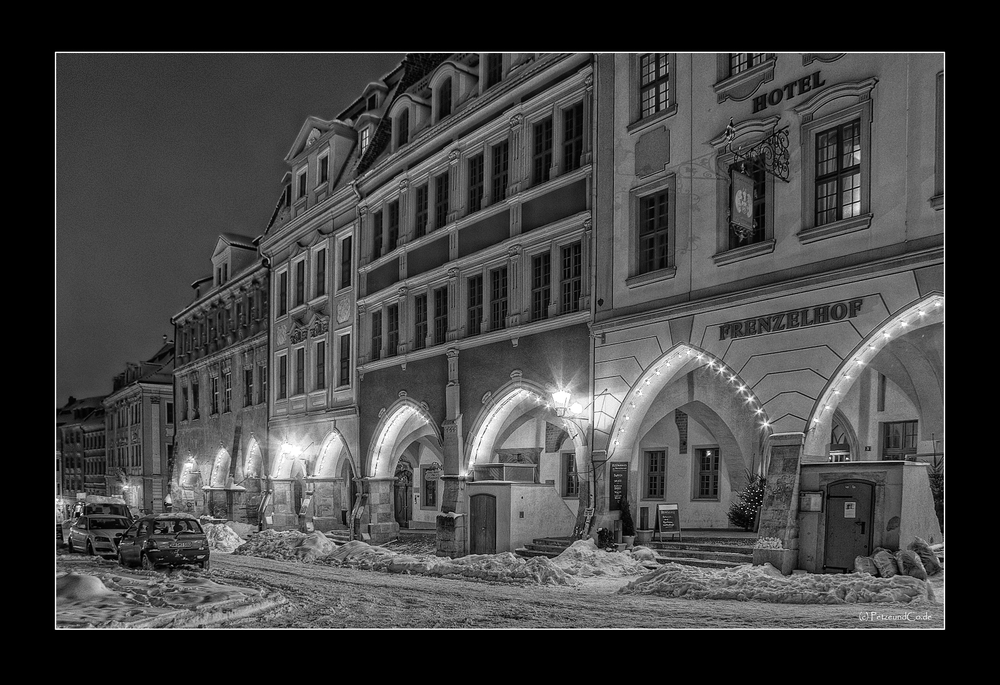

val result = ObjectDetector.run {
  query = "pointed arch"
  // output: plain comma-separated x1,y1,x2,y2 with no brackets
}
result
209,447,231,488
804,293,943,456
367,397,443,479
314,429,355,479
241,435,263,481
464,377,588,476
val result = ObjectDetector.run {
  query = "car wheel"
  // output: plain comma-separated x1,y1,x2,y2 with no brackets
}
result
117,550,129,568
199,558,211,571
86,540,95,556
141,554,156,571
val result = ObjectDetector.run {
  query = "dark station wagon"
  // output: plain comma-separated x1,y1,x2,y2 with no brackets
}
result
117,514,211,570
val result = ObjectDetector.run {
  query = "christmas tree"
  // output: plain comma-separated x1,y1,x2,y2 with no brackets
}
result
727,468,766,531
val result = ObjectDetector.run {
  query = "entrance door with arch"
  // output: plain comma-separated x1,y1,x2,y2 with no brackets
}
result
394,462,413,528
824,480,874,572
469,494,496,555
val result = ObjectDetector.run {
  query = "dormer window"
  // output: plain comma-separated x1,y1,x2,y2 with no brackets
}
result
367,93,378,110
486,53,503,88
216,263,228,287
397,110,409,148
438,78,452,120
360,127,370,154
319,153,329,184
297,168,307,200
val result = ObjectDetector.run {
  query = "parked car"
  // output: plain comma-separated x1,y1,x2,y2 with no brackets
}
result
60,495,134,546
117,514,211,570
66,514,131,558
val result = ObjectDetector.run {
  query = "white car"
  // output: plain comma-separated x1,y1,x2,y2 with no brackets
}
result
66,514,131,558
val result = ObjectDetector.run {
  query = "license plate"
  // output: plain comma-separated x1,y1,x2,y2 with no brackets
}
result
170,541,198,548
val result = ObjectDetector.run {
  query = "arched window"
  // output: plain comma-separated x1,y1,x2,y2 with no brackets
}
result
397,109,409,147
438,78,452,119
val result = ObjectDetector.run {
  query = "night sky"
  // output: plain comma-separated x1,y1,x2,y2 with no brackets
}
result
56,52,406,406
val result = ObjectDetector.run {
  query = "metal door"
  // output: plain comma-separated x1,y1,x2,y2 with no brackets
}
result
824,480,874,572
470,494,496,555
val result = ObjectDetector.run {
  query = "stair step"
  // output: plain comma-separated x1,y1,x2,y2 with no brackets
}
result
647,542,754,554
655,556,749,570
656,550,752,563
515,548,559,558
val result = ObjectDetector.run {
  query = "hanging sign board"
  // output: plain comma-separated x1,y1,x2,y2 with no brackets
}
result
657,503,682,541
731,169,755,233
609,462,628,511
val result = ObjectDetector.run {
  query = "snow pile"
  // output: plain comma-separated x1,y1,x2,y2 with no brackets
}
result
316,540,576,585
549,539,653,577
294,531,339,561
57,573,116,601
232,529,310,561
225,521,257,539
202,523,245,553
620,562,936,605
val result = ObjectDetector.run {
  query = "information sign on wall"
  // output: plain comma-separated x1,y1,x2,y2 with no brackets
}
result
609,462,628,511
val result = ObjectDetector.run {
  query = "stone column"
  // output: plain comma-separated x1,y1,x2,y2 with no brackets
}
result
582,73,594,166
447,149,460,225
397,179,410,246
507,244,522,328
508,113,524,197
364,476,399,543
756,432,805,569
438,347,467,557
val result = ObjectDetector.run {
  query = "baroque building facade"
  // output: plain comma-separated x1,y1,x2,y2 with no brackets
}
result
57,395,108,515
590,52,943,571
170,234,270,524
103,338,175,514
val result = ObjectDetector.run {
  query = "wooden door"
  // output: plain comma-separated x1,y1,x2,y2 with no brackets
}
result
394,463,412,527
824,480,874,572
470,494,496,555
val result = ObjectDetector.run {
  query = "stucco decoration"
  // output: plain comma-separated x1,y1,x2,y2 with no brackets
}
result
337,298,351,324
306,128,322,147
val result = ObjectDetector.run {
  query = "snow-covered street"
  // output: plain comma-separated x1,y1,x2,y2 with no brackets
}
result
55,526,944,629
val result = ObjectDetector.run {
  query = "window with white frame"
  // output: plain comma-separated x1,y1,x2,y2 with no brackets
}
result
414,182,429,238
560,241,582,313
315,340,326,391
485,53,503,89
438,77,452,120
294,259,306,308
370,309,382,362
644,450,665,499
532,116,553,186
372,208,384,261
360,126,370,155
297,167,307,200
635,180,674,276
433,286,448,345
728,53,765,77
210,375,220,415
414,293,428,350
338,332,351,388
319,152,329,185
631,53,677,127
314,247,327,298
223,370,232,413
339,234,353,290
563,102,584,173
882,420,917,461
562,452,579,498
386,303,399,357
388,200,400,252
467,274,483,337
294,347,305,396
531,252,550,321
694,447,720,500
491,140,509,205
397,109,409,148
277,269,288,317
277,354,287,400
468,153,484,214
434,172,449,231
489,266,508,331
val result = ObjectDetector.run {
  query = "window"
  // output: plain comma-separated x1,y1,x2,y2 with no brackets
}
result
433,286,448,345
372,209,383,260
315,340,326,390
639,53,670,119
397,109,409,147
298,168,307,199
556,242,581,313
181,386,189,420
388,201,399,252
882,421,918,461
295,261,305,307
644,450,665,499
490,266,508,331
438,78,452,119
371,310,382,362
531,253,550,321
315,248,326,297
191,380,200,419
532,117,553,185
244,368,253,408
491,140,509,204
295,348,305,395
486,53,503,88
387,304,399,357
562,453,579,498
728,52,765,77
278,355,287,400
211,376,219,415
468,274,483,337
360,126,370,154
468,153,484,214
166,401,173,425
415,184,429,239
338,334,351,387
278,271,288,316
367,93,378,110
638,189,671,274
434,173,449,230
223,371,232,413
319,154,329,184
258,365,267,405
414,293,428,350
877,372,887,412
563,102,584,173
423,467,438,508
815,119,862,227
695,448,720,499
340,235,353,289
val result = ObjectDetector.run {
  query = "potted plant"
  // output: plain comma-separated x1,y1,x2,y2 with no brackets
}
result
619,496,636,549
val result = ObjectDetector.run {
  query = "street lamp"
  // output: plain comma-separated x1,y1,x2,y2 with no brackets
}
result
551,390,584,418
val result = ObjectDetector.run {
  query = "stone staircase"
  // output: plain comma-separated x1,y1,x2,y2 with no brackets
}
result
516,532,755,571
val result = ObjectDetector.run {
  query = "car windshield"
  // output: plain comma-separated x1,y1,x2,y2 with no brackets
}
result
90,517,129,530
152,519,203,535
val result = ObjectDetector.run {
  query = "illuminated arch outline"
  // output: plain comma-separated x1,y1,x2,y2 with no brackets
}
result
804,293,943,456
368,398,442,479
604,343,773,460
209,447,231,488
464,377,588,477
313,429,356,479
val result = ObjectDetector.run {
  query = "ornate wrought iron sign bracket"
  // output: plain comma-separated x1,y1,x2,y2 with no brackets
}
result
727,124,791,182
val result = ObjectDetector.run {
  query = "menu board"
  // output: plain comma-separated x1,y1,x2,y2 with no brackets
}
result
609,462,628,511
657,503,681,540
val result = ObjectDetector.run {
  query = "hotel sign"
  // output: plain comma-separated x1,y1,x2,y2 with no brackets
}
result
719,297,863,341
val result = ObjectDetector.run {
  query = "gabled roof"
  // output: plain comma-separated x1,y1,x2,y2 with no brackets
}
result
285,116,354,163
215,233,257,253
